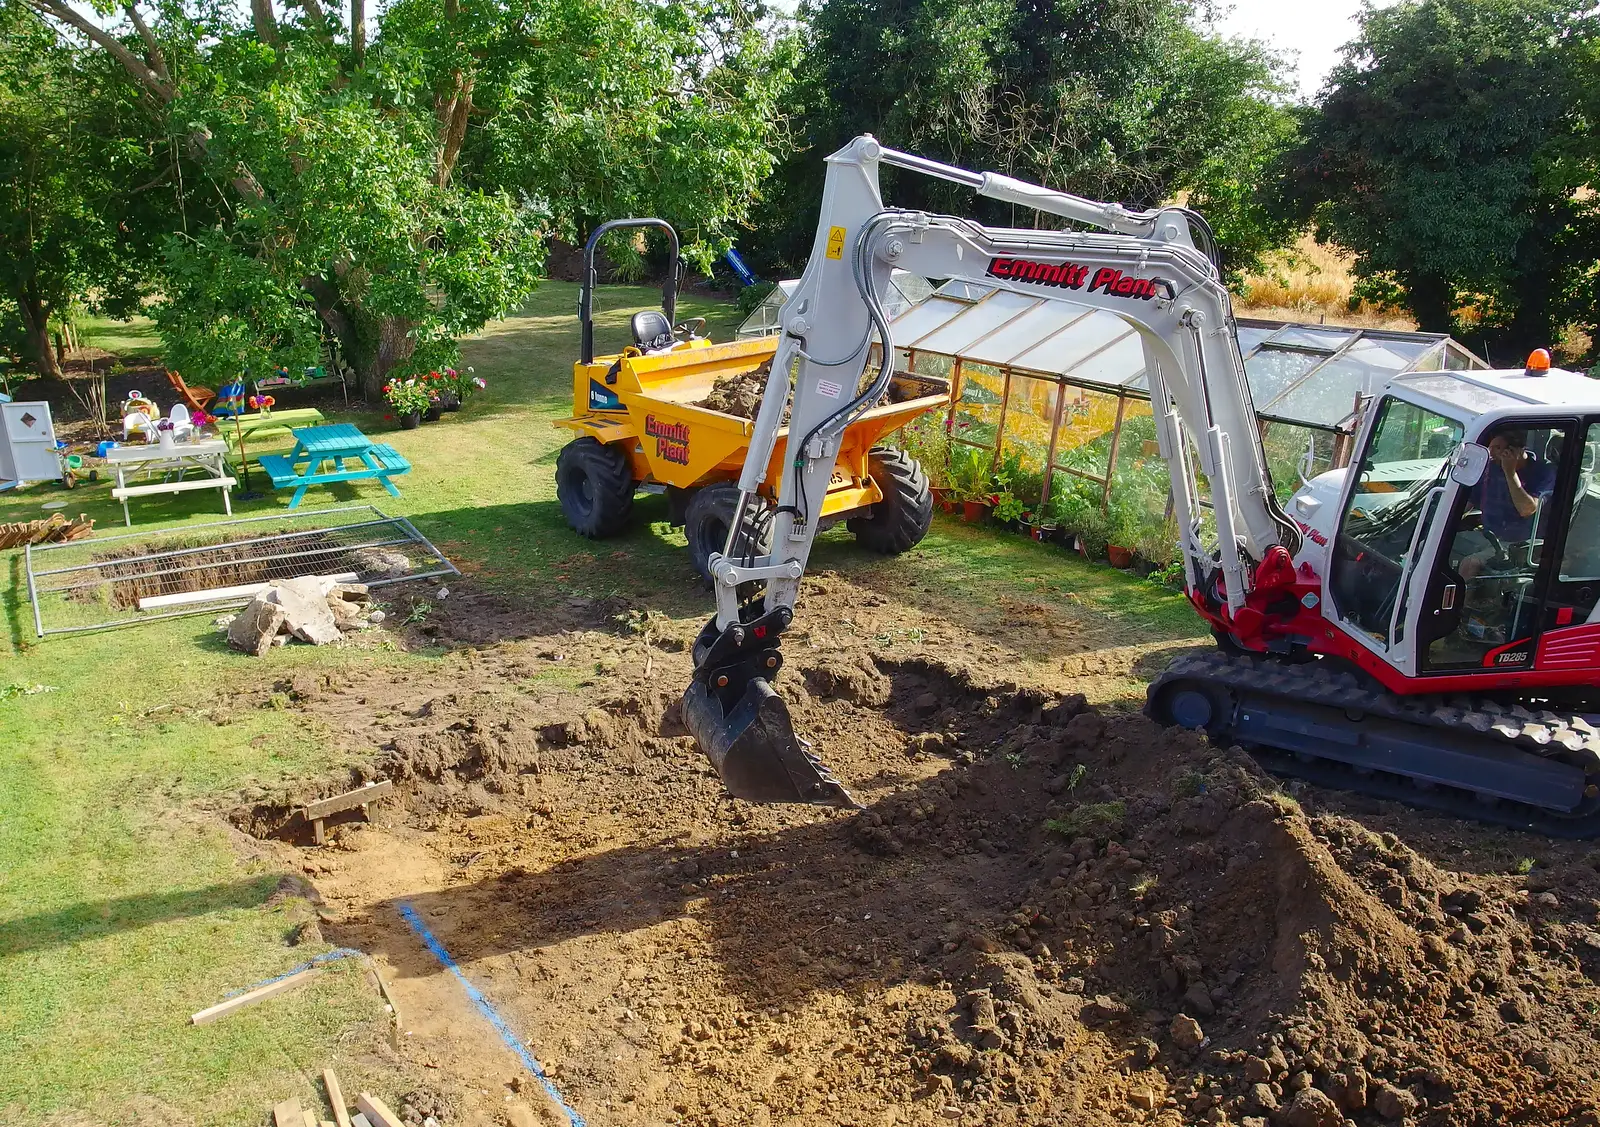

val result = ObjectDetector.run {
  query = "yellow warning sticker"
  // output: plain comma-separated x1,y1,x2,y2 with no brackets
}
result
825,225,847,260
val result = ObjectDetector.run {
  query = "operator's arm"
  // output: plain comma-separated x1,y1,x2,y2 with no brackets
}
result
1503,457,1541,519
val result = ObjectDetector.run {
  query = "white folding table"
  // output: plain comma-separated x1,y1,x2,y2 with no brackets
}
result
107,438,236,526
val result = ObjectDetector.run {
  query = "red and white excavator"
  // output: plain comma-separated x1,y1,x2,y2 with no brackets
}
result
681,135,1600,835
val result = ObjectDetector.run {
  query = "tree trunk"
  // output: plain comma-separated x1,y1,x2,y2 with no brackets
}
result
350,0,365,65
15,287,63,380
366,315,416,400
1402,274,1456,336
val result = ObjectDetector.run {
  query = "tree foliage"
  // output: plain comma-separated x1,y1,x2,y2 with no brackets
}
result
746,0,1300,279
1279,0,1600,355
14,0,793,392
0,3,166,378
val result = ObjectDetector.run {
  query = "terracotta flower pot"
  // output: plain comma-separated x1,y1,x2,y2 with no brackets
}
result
1108,544,1135,568
400,411,422,430
961,500,988,522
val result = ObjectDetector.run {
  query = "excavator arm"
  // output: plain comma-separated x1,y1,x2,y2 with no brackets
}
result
682,135,1301,806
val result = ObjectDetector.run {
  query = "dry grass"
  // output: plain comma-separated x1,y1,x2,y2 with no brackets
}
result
1234,235,1417,331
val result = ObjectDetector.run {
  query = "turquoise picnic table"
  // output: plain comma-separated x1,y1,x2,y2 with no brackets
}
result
259,423,411,508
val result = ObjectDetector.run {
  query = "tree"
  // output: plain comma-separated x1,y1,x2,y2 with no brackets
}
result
20,0,795,396
0,5,164,377
744,0,1299,280
1278,0,1600,355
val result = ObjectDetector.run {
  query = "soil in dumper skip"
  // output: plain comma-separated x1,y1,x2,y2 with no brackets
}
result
242,582,1600,1127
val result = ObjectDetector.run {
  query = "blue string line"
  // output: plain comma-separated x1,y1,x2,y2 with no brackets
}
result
223,947,365,998
397,902,587,1127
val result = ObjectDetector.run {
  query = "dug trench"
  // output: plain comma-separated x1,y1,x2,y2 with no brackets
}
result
229,578,1600,1127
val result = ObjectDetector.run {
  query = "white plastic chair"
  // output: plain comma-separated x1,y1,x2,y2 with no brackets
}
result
168,402,193,440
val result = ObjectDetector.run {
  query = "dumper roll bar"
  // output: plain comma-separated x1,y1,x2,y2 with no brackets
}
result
578,218,681,365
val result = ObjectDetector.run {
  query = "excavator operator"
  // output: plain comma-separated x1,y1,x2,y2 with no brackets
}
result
1458,427,1559,579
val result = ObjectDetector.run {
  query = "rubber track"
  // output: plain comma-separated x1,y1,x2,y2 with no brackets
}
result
1149,650,1600,837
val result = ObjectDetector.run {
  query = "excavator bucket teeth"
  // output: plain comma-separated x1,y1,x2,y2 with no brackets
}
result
682,676,856,808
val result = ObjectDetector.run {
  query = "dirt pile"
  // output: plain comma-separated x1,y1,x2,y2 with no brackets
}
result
236,584,1600,1127
700,361,777,420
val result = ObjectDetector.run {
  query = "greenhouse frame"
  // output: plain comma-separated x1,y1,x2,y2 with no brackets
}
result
884,278,1487,511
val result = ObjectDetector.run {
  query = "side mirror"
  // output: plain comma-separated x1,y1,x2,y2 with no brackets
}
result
1450,442,1489,486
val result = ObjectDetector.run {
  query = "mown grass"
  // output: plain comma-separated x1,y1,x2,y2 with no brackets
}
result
1,281,1198,1123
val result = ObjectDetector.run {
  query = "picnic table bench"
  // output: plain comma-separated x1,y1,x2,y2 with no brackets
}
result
107,439,236,526
259,423,411,508
219,408,326,466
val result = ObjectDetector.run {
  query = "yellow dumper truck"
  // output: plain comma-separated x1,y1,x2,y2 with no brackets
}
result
553,219,947,577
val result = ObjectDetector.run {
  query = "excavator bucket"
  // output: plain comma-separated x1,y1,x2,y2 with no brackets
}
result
681,674,856,807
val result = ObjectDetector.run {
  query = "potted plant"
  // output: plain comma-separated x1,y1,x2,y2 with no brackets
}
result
947,446,994,522
187,410,215,442
1102,500,1136,568
383,378,430,429
248,393,275,416
442,366,486,411
1076,507,1109,561
992,488,1028,530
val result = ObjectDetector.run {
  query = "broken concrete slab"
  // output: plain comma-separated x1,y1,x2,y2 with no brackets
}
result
269,577,342,645
228,597,289,656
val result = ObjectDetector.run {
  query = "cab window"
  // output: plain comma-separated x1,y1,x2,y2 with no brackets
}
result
1331,398,1462,645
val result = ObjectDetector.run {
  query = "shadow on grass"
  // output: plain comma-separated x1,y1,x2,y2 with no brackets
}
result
0,876,283,957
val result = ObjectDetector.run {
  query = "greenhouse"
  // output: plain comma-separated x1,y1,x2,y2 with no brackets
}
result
881,277,1487,570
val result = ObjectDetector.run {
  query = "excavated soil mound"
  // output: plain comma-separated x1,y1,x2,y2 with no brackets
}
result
235,585,1600,1127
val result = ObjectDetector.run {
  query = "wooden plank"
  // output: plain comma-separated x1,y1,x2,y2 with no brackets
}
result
322,1068,353,1127
356,1094,405,1127
349,1116,373,1127
303,1110,317,1127
302,780,393,822
272,1100,303,1127
190,966,321,1025
138,572,359,610
112,477,236,499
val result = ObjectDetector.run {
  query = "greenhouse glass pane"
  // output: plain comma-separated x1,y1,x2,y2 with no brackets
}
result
888,297,969,347
951,362,1007,448
936,279,997,303
1266,337,1419,426
1011,310,1131,375
1244,348,1322,405
1236,325,1276,355
966,304,1089,365
1267,363,1368,426
915,290,1042,354
1266,325,1356,352
1069,329,1146,388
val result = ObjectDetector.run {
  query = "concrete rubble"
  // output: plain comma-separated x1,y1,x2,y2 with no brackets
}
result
226,577,375,655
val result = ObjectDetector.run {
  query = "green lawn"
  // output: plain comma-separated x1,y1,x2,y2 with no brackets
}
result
0,283,1198,1124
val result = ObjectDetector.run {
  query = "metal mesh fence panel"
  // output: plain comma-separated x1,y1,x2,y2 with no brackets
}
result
25,505,457,636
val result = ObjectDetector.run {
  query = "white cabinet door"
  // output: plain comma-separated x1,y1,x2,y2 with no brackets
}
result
0,401,60,482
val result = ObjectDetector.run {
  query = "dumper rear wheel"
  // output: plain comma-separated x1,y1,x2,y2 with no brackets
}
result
849,447,933,554
556,437,635,538
686,483,772,582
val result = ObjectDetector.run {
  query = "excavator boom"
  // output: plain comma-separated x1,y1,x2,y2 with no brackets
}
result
681,135,1299,804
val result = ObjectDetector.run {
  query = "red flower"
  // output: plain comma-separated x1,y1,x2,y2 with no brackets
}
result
384,414,394,421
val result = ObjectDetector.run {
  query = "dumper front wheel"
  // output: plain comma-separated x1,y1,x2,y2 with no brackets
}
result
849,447,933,554
685,483,772,582
556,437,635,538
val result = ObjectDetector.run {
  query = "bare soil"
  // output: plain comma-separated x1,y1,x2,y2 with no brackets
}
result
231,577,1600,1127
